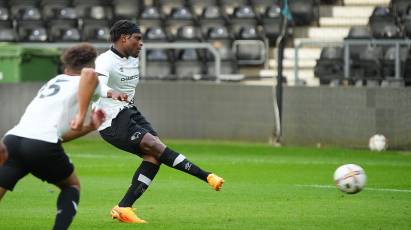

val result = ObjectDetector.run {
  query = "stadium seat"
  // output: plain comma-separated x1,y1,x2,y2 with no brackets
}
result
0,21,17,42
314,46,344,85
390,0,411,20
261,4,283,45
17,20,48,42
144,49,173,80
198,6,227,40
382,46,409,78
144,26,167,41
0,6,10,21
48,19,81,42
369,6,402,38
82,19,110,42
289,0,318,26
73,0,112,20
41,0,75,20
353,46,383,83
165,7,195,41
229,5,258,38
345,26,373,60
175,49,206,80
139,6,163,35
112,0,141,20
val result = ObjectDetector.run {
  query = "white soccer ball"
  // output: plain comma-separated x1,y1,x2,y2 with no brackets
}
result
333,164,367,194
369,134,387,151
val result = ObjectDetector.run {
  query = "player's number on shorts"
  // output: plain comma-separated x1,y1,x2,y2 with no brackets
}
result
39,79,68,98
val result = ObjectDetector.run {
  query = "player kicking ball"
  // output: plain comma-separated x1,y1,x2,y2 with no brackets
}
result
0,43,123,230
94,20,224,223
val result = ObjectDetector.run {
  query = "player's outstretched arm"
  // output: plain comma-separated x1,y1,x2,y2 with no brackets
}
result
71,68,98,131
63,109,106,142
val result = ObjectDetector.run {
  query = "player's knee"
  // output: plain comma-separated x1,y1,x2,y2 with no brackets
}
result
140,133,165,156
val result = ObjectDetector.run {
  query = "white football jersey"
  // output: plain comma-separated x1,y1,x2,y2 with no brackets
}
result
6,74,95,143
94,48,140,130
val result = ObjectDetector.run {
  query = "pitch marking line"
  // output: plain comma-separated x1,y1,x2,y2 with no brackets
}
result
295,184,411,193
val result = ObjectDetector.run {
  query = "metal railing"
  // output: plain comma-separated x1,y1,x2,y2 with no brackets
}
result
20,42,223,82
344,39,411,79
293,38,411,84
140,42,221,81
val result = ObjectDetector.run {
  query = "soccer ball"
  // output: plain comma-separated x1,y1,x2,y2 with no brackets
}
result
369,134,387,151
333,164,367,194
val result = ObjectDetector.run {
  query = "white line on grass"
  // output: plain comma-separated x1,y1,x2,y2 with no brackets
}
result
295,184,411,193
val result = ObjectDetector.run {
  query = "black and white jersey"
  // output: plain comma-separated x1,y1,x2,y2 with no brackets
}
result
6,74,97,143
94,48,140,130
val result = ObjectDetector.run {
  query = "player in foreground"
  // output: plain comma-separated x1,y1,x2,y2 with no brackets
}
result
0,43,120,230
95,20,225,223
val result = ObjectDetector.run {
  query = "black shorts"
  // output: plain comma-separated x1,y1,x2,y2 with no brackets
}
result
0,135,74,191
99,106,158,156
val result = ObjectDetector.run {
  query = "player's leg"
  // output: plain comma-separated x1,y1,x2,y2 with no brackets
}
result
0,135,29,201
0,187,6,200
139,133,224,191
117,154,160,208
52,172,80,230
24,139,79,230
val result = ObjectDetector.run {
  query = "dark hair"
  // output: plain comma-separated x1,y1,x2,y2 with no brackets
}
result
110,20,141,42
61,43,97,73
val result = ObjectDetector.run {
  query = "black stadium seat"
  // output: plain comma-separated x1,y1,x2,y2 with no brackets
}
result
48,19,81,42
82,19,110,42
314,46,344,85
0,20,17,42
369,6,402,38
289,0,318,26
17,20,48,42
390,0,411,20
382,46,409,78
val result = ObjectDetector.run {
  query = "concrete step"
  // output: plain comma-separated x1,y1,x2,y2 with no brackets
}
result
268,59,316,69
343,0,390,6
320,5,375,18
281,47,322,60
293,27,350,39
319,17,368,27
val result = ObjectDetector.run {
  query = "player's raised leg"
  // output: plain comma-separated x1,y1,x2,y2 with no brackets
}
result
140,133,224,191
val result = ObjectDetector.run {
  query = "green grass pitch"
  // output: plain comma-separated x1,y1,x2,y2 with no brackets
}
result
0,139,410,230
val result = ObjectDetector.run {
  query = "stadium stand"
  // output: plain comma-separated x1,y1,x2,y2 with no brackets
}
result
1,0,410,87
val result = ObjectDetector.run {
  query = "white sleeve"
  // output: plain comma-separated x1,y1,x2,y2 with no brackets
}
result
95,75,112,98
95,54,110,77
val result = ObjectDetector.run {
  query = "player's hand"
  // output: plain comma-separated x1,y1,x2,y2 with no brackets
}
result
90,108,106,129
109,91,128,102
0,142,8,166
70,113,86,131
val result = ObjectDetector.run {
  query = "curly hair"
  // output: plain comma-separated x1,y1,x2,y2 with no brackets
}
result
110,20,141,42
61,43,97,73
